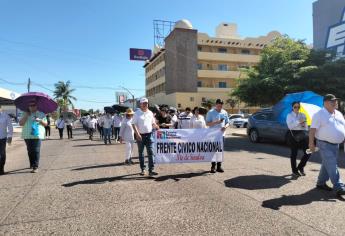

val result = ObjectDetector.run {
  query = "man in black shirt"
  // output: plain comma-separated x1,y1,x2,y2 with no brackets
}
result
157,108,173,129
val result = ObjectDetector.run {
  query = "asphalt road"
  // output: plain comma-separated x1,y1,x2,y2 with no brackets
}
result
1,127,345,235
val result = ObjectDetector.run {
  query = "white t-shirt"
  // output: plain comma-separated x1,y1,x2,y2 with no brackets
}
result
311,108,345,144
190,115,206,129
102,116,113,129
286,112,308,131
88,118,97,129
132,109,155,134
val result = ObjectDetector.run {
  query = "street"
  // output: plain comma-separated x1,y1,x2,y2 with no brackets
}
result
1,127,345,235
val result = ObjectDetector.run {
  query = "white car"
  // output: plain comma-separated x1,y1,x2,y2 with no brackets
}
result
229,114,248,128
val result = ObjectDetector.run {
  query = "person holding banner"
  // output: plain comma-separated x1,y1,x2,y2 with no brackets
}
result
190,107,206,129
132,97,160,176
206,99,229,173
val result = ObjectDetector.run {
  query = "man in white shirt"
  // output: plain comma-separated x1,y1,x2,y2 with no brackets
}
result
102,113,113,145
113,113,123,143
0,107,13,175
88,115,97,140
178,107,193,129
132,98,159,176
309,94,345,196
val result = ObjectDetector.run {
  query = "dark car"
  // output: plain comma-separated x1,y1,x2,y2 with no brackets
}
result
247,110,290,144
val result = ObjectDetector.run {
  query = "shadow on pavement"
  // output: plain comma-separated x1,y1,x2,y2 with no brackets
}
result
224,174,295,190
5,167,32,175
224,136,345,169
72,162,125,171
71,138,91,142
261,188,344,210
73,144,110,147
62,173,147,187
154,171,209,182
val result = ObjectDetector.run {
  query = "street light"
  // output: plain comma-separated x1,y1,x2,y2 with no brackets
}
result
119,86,135,110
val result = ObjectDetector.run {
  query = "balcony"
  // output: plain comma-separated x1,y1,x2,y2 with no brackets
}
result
198,51,260,63
198,69,241,79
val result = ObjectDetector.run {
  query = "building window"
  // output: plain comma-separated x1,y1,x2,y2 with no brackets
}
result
197,63,202,70
190,97,194,102
241,49,251,55
218,64,228,71
218,48,227,53
219,82,227,88
178,103,181,108
202,97,206,102
198,46,202,51
197,81,202,87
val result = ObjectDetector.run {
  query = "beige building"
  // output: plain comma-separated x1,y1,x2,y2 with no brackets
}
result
144,20,281,113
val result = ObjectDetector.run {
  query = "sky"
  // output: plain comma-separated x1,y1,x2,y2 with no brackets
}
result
0,0,316,110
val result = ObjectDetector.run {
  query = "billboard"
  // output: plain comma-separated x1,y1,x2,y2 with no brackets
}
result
130,48,152,61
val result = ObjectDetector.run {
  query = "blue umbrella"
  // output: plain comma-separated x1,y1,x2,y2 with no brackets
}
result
273,91,323,125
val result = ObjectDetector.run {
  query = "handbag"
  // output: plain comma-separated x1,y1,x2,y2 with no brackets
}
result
290,130,308,142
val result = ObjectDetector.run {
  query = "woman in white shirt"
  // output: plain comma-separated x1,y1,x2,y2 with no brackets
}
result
190,107,206,129
119,108,135,165
286,101,310,177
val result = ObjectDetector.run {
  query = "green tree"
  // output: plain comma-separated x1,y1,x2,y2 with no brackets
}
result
233,35,311,106
53,81,77,112
226,97,239,114
201,99,215,110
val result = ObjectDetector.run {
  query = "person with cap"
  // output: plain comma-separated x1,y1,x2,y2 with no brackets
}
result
309,94,345,196
156,107,173,129
132,97,160,176
286,101,310,176
190,107,206,129
206,99,229,173
178,107,193,129
0,106,13,175
19,101,47,173
119,108,135,164
102,112,113,145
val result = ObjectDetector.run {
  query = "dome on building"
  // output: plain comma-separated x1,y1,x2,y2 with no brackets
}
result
174,19,193,29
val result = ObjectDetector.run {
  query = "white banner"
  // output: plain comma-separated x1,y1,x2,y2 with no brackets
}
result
154,129,224,164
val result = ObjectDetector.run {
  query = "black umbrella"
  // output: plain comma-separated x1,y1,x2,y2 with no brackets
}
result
104,106,115,114
112,105,128,113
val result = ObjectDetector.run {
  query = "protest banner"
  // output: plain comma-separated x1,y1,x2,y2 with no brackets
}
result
154,129,223,164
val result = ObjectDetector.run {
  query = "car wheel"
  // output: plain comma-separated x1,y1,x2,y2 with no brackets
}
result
236,126,240,128
243,123,248,128
249,129,260,143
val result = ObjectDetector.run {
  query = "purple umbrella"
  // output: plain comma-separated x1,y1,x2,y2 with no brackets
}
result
14,92,58,114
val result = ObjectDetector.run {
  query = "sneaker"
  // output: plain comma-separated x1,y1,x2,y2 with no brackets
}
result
292,171,301,177
298,168,306,176
336,189,345,196
31,168,38,173
210,168,216,173
316,184,333,191
149,171,158,176
140,170,146,176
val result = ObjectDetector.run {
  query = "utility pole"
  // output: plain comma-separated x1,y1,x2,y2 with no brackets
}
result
120,86,135,110
27,78,31,92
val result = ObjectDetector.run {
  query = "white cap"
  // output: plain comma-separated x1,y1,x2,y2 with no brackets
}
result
140,97,148,103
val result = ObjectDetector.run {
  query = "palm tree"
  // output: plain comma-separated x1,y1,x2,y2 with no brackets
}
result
53,81,76,112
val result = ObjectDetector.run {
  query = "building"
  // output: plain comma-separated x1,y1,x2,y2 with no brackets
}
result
144,20,280,112
0,87,21,118
313,0,345,58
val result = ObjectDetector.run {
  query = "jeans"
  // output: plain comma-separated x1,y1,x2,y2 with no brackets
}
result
58,128,64,139
317,140,344,191
137,133,154,171
0,139,7,170
45,126,51,137
24,139,42,169
67,125,73,139
103,128,111,144
114,127,120,141
289,133,310,173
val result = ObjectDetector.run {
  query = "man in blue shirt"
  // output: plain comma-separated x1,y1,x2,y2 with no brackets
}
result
206,99,229,173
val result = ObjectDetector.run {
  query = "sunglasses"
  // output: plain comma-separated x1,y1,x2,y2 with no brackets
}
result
293,106,300,109
29,104,37,107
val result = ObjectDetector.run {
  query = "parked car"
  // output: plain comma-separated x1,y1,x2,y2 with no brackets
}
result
247,110,290,144
229,114,248,128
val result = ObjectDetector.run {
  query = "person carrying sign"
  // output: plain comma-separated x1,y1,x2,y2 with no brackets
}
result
206,99,229,173
132,98,160,176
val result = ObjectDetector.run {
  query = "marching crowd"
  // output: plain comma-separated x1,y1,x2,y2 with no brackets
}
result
1,94,345,197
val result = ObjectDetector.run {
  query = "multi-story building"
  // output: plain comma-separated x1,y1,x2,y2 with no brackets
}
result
144,20,280,113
